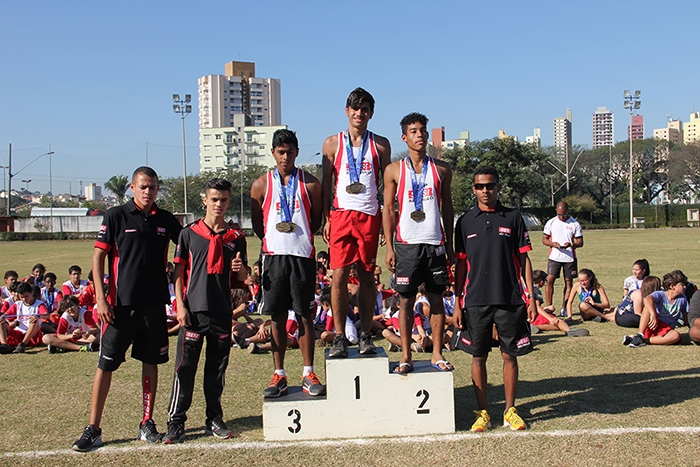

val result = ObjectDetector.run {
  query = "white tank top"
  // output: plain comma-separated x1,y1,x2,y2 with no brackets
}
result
396,157,444,245
261,169,314,258
332,130,380,215
12,300,48,332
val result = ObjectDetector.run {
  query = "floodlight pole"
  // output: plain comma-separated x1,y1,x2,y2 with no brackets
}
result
624,90,641,227
173,93,192,214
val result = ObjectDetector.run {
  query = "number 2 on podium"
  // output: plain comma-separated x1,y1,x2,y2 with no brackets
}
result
416,389,430,414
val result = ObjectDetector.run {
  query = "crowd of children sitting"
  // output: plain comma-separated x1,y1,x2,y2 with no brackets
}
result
1,255,698,357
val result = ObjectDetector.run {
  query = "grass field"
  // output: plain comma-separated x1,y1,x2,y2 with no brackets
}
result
2,229,700,466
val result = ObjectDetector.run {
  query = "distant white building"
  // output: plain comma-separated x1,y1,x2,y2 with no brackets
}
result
525,128,541,147
441,131,470,151
592,106,614,148
84,183,102,201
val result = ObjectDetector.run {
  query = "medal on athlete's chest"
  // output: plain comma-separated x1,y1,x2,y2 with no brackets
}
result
345,130,368,195
346,182,365,194
408,157,429,222
275,222,297,233
410,210,426,222
274,168,298,234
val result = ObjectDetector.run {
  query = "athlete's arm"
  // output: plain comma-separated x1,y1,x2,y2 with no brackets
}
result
173,262,190,328
321,135,337,244
437,161,454,263
382,162,399,273
374,134,392,175
572,235,584,248
92,247,113,324
304,172,323,234
518,251,536,321
250,175,267,241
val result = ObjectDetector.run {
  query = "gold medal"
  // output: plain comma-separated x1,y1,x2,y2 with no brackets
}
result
346,182,365,194
410,210,426,222
275,222,297,233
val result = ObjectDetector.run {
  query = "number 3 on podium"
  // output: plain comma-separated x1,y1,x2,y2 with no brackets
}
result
287,409,301,433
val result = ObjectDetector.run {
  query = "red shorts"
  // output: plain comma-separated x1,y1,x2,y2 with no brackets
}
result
329,210,380,271
644,320,673,339
6,328,42,347
531,312,554,326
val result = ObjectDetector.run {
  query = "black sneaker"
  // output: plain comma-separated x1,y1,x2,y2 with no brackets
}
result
358,331,376,355
566,328,590,337
48,344,66,354
628,334,646,348
72,424,103,452
138,419,162,443
12,342,26,354
328,334,348,358
205,417,235,439
162,422,186,444
301,371,326,396
622,335,633,346
232,334,248,349
0,343,15,354
90,340,100,352
247,343,262,354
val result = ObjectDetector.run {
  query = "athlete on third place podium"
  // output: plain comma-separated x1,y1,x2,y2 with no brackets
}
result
321,87,391,358
251,129,325,398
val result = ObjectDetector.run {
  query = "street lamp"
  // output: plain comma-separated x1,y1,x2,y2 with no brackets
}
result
21,179,32,191
173,93,192,214
624,90,641,227
7,150,54,216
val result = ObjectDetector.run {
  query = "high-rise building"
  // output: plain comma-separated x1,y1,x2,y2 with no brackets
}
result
684,112,700,145
553,109,572,158
653,119,683,146
84,183,102,201
628,115,644,140
592,106,614,148
198,61,281,129
525,128,541,147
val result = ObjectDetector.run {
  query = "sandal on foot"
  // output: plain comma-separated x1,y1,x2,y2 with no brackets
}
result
393,362,414,374
431,360,454,371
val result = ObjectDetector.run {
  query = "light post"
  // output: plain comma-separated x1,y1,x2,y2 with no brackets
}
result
624,90,641,227
173,94,192,214
7,150,54,216
21,179,32,191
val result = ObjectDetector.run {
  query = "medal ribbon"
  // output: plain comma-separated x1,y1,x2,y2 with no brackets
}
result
344,130,368,185
407,156,429,212
274,168,297,223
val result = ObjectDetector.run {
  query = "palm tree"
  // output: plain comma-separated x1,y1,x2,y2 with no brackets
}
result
104,175,130,205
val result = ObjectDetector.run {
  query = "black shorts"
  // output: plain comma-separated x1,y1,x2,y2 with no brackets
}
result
98,305,170,372
260,255,316,319
546,259,578,280
461,304,533,357
394,243,449,298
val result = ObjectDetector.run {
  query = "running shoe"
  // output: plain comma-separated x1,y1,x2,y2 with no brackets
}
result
162,422,185,444
247,343,262,354
263,373,288,398
503,406,526,430
566,328,590,337
72,424,103,452
358,331,376,355
621,335,633,346
232,334,248,349
628,334,646,348
0,343,14,354
470,409,492,432
328,334,348,358
13,342,26,353
301,371,326,396
138,419,162,443
48,344,66,354
205,417,234,439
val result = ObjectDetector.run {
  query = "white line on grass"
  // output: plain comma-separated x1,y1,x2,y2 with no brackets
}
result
6,426,700,459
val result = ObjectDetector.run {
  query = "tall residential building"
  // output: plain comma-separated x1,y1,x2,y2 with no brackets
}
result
653,119,683,146
628,115,644,140
198,61,281,129
553,109,572,158
525,128,541,147
592,106,614,148
684,112,700,145
84,183,102,201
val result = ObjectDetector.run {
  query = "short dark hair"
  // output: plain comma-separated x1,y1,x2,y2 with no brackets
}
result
400,112,429,135
32,263,45,273
320,288,331,305
473,165,500,183
44,272,57,282
662,270,687,290
87,270,94,282
206,178,232,193
68,265,82,275
533,270,547,284
132,166,158,182
346,87,375,112
16,281,33,295
317,251,329,261
272,129,299,150
59,295,80,313
4,270,18,280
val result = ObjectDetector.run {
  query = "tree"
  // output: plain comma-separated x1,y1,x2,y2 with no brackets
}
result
668,142,700,203
104,175,130,205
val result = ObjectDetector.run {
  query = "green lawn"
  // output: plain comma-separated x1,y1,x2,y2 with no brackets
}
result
1,229,700,466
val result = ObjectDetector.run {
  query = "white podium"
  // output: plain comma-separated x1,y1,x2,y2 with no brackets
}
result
262,347,455,440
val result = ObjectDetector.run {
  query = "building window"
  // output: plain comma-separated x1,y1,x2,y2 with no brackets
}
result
203,134,211,140
215,134,222,140
204,145,212,151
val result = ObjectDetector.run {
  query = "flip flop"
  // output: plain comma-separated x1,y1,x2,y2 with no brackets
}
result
393,362,414,374
431,360,454,372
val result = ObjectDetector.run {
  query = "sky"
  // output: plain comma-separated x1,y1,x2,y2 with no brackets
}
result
1,0,699,195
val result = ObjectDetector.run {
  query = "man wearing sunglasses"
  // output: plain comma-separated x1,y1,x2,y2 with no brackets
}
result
453,166,535,433
542,202,583,318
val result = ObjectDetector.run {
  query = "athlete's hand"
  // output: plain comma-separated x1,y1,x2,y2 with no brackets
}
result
322,220,331,244
385,250,396,273
648,311,658,330
232,252,243,272
176,302,191,328
527,300,537,322
29,315,38,325
548,315,559,326
72,328,83,339
454,302,463,329
96,299,114,325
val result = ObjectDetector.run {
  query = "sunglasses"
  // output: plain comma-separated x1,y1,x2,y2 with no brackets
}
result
473,183,497,190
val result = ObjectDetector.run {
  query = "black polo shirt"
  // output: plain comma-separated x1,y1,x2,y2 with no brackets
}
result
173,219,248,314
454,202,532,307
95,199,182,307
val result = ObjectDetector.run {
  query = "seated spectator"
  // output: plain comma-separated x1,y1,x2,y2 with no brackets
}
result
374,265,384,291
62,265,88,298
530,270,589,337
319,295,359,347
614,276,661,328
231,289,264,347
381,296,402,351
624,270,689,348
42,295,99,353
623,259,650,297
41,273,63,314
22,263,46,286
247,310,302,354
687,291,700,345
316,251,329,270
78,270,97,311
0,281,46,353
0,281,20,315
0,270,19,304
566,268,611,322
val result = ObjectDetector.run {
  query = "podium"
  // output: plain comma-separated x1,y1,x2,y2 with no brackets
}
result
262,347,455,440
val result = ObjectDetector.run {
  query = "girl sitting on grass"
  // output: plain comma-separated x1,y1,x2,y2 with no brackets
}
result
566,268,611,322
614,276,661,328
